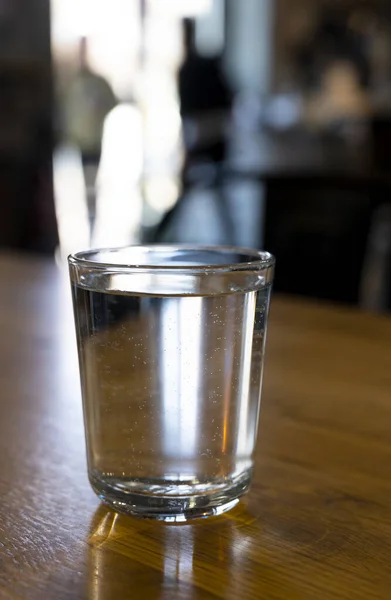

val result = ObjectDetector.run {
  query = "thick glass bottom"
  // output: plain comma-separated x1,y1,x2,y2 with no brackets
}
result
89,469,252,522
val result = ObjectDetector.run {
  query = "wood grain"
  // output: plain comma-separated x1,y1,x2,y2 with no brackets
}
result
0,254,391,599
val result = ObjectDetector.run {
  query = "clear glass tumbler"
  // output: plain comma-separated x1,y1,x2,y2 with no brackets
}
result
69,246,274,521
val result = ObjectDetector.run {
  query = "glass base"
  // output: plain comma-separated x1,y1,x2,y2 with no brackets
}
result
89,469,252,522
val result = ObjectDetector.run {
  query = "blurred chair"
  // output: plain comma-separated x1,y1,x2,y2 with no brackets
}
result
263,177,376,305
152,182,235,246
151,175,264,249
360,204,391,312
371,114,391,172
152,168,390,309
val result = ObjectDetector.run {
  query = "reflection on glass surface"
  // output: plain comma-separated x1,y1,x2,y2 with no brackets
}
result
160,298,202,468
235,291,256,458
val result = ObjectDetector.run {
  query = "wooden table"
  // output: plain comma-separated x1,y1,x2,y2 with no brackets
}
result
1,254,391,599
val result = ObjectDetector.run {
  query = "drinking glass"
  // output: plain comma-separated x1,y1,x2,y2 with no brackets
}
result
69,245,274,521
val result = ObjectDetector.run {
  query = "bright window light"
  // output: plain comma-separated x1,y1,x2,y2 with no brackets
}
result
149,0,212,17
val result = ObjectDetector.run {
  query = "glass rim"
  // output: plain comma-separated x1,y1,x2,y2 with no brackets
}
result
68,244,275,274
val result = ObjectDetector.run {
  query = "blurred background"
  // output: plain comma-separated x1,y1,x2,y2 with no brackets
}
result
2,0,391,309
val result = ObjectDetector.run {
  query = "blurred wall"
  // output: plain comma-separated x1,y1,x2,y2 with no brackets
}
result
0,0,56,253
